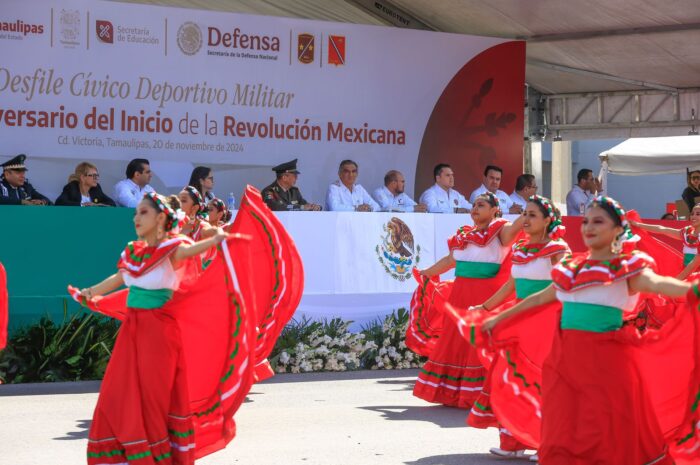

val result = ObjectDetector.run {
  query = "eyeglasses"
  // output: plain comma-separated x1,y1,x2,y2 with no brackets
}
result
691,176,700,181
85,173,100,178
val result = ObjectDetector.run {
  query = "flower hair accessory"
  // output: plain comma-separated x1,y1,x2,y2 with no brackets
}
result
144,192,177,231
477,191,501,216
183,185,208,219
529,195,566,239
209,198,226,212
590,195,639,248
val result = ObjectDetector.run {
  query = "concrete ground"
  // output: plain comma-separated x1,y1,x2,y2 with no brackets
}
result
0,369,535,465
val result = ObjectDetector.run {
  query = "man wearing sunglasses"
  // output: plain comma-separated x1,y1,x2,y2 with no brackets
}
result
263,159,322,211
0,154,52,205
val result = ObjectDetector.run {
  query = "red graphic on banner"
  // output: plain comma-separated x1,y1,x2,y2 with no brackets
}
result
96,20,113,44
328,35,345,66
414,41,526,199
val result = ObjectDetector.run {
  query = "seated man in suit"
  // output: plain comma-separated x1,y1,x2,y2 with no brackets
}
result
0,154,52,205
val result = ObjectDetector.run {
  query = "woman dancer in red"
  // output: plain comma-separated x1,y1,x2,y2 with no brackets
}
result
455,196,568,460
632,203,700,279
207,198,228,227
179,186,212,241
482,196,697,465
413,192,523,407
72,192,256,465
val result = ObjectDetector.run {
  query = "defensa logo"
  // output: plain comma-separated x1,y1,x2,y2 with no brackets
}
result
297,33,314,64
0,20,44,35
208,27,280,51
177,21,203,55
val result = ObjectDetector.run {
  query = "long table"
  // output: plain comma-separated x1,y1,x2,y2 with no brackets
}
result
0,207,686,332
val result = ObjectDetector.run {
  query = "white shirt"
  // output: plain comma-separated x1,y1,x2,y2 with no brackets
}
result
452,236,508,264
121,257,181,290
556,279,639,311
566,185,594,216
419,184,471,213
325,180,380,212
469,184,514,209
372,186,417,212
114,178,155,208
509,191,528,210
80,194,92,206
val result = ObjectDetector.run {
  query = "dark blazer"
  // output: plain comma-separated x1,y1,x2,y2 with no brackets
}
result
55,181,116,206
0,177,52,205
682,186,700,213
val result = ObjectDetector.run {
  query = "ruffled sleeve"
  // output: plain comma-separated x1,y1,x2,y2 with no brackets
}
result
117,235,192,277
552,251,656,292
681,226,700,249
511,239,570,265
448,218,508,251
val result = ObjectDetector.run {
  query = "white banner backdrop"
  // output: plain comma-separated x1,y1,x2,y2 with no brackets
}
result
0,0,515,203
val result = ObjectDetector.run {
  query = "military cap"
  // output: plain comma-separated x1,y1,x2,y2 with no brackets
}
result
1,154,27,171
272,159,300,175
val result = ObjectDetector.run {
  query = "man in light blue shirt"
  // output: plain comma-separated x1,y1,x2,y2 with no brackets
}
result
114,158,155,207
566,168,599,216
325,159,380,212
373,170,427,212
419,163,471,213
469,165,520,213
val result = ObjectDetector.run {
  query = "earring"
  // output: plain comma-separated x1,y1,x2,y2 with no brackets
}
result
157,225,165,241
611,237,622,254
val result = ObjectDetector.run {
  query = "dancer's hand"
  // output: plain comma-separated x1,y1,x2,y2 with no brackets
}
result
482,315,500,333
79,287,95,300
212,227,228,244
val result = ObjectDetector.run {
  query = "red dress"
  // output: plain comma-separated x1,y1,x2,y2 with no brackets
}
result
72,234,256,465
70,187,304,464
413,219,513,408
228,186,304,382
444,239,568,450
521,252,700,464
407,268,450,358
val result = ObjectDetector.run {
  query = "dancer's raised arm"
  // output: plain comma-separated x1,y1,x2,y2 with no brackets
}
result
630,220,680,240
629,268,691,296
79,273,124,299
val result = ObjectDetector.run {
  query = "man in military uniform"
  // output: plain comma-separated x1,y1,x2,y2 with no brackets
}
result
262,159,321,211
0,154,52,205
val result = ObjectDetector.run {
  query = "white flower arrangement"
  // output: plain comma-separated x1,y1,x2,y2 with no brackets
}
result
271,309,425,373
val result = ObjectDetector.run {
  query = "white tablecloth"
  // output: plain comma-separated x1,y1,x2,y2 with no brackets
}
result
275,212,518,328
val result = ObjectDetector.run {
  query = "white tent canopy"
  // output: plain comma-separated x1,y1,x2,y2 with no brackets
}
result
599,136,700,176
